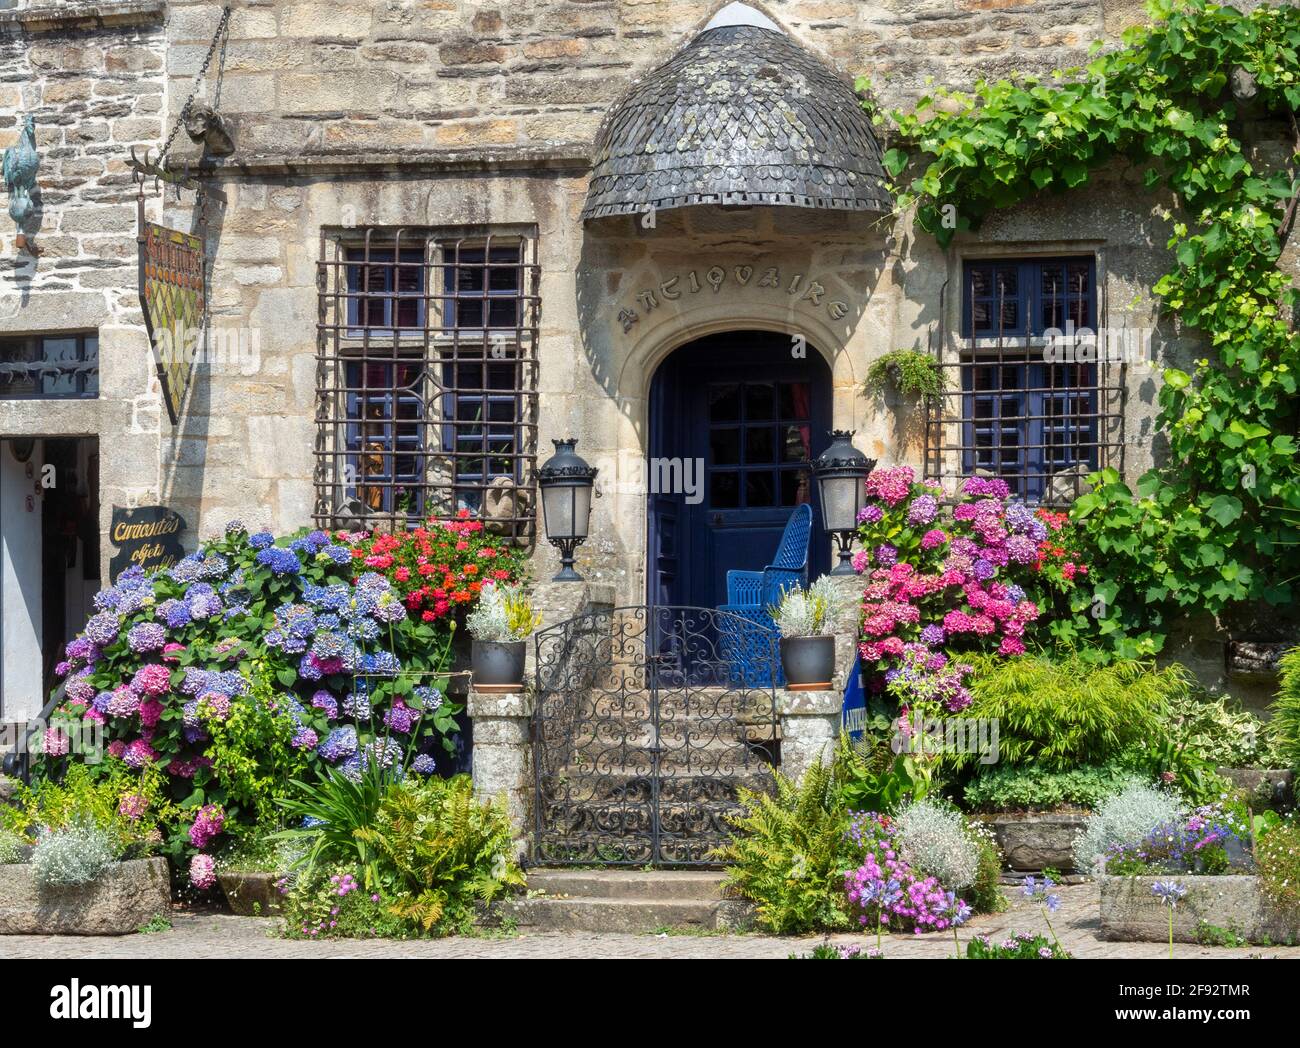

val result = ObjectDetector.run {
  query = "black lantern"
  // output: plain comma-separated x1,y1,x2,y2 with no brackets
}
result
537,437,598,582
812,430,876,575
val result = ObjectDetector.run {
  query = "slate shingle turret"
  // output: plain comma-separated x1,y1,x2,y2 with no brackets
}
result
581,20,892,221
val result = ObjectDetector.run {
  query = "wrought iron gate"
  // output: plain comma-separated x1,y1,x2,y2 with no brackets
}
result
531,605,779,866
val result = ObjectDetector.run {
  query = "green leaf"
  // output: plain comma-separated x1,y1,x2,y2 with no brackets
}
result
1206,495,1243,528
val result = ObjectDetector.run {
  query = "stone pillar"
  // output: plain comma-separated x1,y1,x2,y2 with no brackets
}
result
467,689,534,854
778,689,842,785
776,573,860,784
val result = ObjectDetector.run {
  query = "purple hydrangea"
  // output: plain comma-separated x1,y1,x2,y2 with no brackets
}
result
127,622,166,653
383,701,419,734
410,754,437,776
972,559,996,581
919,624,946,648
874,544,898,568
857,505,884,525
291,727,319,751
906,494,939,527
311,690,339,719
84,611,121,646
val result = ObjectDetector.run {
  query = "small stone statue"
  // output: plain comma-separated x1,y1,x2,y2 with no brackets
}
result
2,114,39,248
183,102,235,157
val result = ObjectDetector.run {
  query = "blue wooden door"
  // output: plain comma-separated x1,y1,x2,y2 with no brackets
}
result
649,332,832,610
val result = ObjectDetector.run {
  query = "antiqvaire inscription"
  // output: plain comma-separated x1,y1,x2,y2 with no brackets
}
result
108,505,187,582
617,263,850,334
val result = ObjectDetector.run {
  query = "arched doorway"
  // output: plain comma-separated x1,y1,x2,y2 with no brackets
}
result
647,331,833,608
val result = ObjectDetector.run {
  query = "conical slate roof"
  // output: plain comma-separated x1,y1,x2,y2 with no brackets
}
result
581,19,892,221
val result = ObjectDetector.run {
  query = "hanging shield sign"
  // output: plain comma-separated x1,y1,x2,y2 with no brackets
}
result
139,221,205,424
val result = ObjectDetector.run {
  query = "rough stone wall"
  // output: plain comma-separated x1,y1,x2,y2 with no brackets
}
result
159,0,1157,164
0,1,167,575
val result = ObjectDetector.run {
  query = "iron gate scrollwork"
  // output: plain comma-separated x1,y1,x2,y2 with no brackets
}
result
532,605,780,866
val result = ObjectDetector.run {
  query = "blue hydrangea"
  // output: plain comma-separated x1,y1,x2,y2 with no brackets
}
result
250,531,275,550
341,692,372,720
347,617,381,642
225,520,246,536
311,631,346,659
360,651,401,677
256,547,302,576
410,754,437,776
155,599,192,630
413,685,443,712
92,587,123,612
318,726,358,763
197,552,230,580
1005,584,1026,605
167,554,205,585
303,583,351,611
321,544,352,565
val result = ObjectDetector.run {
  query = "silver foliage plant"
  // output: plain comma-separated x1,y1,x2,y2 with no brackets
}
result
893,798,980,891
1073,782,1186,873
771,576,843,638
0,829,25,865
30,822,116,888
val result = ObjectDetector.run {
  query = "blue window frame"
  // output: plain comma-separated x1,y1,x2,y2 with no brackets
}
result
951,256,1103,501
960,359,1099,500
443,244,522,331
344,359,427,519
345,248,425,336
962,257,1096,338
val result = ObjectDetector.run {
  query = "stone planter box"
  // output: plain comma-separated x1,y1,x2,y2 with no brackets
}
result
218,870,283,917
1100,875,1300,944
984,813,1087,872
0,857,170,935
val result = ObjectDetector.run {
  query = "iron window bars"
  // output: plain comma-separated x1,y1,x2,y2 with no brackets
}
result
315,228,540,540
924,257,1125,504
0,333,99,399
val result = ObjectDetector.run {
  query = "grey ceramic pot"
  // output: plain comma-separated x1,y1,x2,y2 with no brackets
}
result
780,635,835,689
471,639,527,689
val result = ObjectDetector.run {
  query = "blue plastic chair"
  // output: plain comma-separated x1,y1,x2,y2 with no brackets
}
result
717,504,814,686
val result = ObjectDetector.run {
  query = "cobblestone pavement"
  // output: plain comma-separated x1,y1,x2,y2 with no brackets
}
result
2,883,1298,959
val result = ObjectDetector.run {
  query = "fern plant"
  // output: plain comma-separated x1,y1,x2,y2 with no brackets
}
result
354,775,524,934
1273,647,1300,773
713,759,856,934
862,349,945,398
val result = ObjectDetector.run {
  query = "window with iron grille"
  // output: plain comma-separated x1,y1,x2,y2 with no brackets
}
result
315,229,540,540
0,333,99,398
925,256,1124,503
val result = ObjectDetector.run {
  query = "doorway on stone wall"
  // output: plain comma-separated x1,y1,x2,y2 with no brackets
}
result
647,331,832,610
0,437,100,722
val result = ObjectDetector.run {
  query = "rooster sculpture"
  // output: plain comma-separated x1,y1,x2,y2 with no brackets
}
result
3,115,39,232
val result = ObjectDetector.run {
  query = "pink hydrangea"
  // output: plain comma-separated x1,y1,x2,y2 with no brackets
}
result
864,465,915,506
131,663,172,697
138,697,164,727
118,793,148,820
42,728,70,757
920,529,948,550
188,804,226,849
190,854,217,890
121,738,158,769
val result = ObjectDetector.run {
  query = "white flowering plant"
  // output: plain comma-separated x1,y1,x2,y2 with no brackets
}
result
771,576,842,639
466,582,540,643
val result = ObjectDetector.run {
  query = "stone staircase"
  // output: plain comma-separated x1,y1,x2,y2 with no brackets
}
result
489,870,753,933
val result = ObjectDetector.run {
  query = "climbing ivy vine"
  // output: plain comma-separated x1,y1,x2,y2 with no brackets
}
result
874,0,1300,658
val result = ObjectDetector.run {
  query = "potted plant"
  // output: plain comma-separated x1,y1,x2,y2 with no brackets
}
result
772,577,840,690
467,582,540,693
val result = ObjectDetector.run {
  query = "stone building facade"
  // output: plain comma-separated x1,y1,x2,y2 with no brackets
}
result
0,0,1284,722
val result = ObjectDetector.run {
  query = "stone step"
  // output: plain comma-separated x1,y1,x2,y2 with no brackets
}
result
526,869,729,900
496,896,749,933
